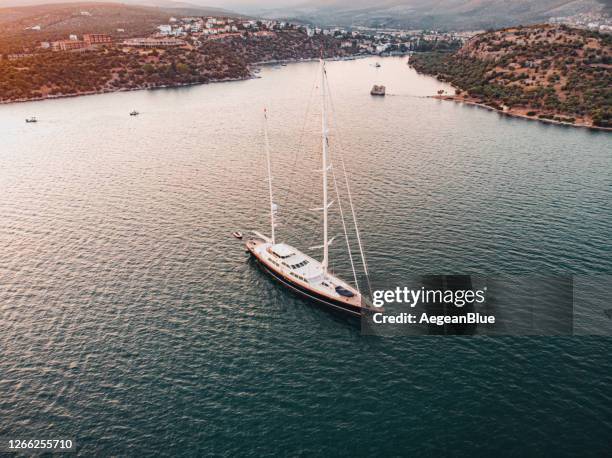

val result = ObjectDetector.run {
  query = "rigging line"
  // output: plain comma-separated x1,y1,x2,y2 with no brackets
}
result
275,67,320,242
298,64,328,254
324,75,373,297
306,139,323,252
319,64,359,289
330,143,360,291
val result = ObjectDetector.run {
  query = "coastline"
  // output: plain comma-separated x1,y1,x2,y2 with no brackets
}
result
0,54,374,106
4,54,608,134
0,75,252,105
431,94,612,132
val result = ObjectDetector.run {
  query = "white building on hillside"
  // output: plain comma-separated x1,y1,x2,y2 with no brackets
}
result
158,25,172,35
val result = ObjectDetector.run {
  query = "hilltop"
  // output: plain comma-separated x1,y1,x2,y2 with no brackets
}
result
0,3,170,54
0,2,235,54
410,24,612,129
262,0,607,31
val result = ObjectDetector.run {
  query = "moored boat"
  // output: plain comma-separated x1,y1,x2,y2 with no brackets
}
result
246,60,374,318
25,116,37,123
246,238,365,317
370,85,386,96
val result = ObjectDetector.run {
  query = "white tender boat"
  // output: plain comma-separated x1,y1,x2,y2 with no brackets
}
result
246,59,373,318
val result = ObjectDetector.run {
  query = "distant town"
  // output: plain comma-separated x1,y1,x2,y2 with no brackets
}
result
548,11,612,34
4,12,476,62
5,7,610,63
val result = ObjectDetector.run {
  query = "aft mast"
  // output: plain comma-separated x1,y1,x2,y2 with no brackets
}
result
263,109,276,244
321,59,329,274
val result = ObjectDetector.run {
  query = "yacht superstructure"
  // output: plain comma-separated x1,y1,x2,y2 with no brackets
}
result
246,238,364,316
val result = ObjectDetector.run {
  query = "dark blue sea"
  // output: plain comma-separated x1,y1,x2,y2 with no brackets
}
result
1,57,610,456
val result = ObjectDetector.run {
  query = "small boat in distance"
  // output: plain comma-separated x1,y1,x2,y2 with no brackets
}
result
130,110,139,116
25,116,37,123
232,231,243,239
375,62,381,68
370,85,386,96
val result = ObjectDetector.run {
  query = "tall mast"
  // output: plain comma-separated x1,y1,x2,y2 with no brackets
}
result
321,60,329,273
263,109,275,244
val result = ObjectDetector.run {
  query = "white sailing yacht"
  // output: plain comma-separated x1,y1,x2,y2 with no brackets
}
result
246,59,372,318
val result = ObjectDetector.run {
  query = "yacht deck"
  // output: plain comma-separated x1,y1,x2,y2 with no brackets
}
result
246,238,364,310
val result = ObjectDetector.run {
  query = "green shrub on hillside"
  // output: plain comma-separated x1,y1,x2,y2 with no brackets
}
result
410,25,611,126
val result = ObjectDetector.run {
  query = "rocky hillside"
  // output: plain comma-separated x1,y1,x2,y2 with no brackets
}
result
410,24,612,128
0,28,359,104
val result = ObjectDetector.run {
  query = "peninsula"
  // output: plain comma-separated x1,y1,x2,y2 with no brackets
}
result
410,24,611,129
0,3,364,104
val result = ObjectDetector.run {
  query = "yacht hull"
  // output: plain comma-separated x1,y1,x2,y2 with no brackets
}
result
248,249,363,318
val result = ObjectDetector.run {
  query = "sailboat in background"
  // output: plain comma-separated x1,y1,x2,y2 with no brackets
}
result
246,59,373,318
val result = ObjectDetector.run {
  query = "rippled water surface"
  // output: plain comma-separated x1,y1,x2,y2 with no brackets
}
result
1,57,611,456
